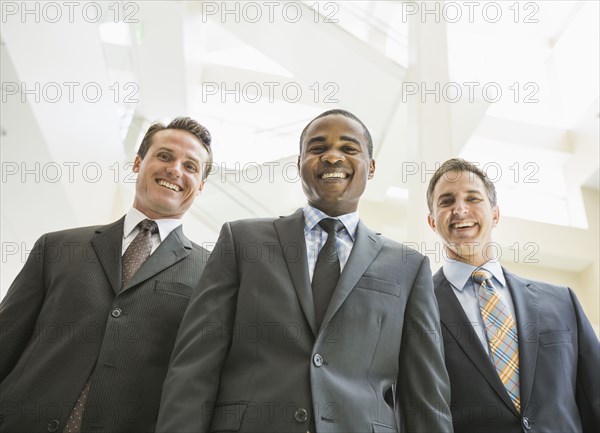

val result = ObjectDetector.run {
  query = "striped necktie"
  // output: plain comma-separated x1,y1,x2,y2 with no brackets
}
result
473,268,521,413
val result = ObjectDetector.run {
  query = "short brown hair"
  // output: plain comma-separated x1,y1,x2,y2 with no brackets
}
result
138,117,213,180
427,158,497,213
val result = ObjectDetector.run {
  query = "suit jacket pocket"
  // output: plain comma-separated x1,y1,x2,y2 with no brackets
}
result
154,281,193,298
356,276,401,297
211,402,248,432
372,421,398,433
539,329,571,346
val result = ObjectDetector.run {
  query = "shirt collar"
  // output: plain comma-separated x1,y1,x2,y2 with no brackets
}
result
124,207,182,242
443,258,506,292
302,205,359,241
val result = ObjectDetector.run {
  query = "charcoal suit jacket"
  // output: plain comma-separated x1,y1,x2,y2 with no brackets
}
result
157,209,453,433
434,268,599,433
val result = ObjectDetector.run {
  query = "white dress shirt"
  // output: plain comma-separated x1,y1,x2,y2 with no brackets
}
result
122,207,182,255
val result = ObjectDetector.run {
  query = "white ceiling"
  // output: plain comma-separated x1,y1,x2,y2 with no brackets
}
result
1,1,598,293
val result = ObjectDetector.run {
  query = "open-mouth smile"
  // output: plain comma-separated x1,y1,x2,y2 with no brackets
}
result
319,171,350,180
157,179,182,192
451,220,476,229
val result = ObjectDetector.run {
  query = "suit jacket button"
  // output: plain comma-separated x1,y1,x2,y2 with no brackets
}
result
111,308,122,318
522,416,532,430
313,354,323,367
294,408,308,423
47,419,60,432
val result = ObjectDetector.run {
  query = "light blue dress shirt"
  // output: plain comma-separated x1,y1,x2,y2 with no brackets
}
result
442,259,518,355
303,205,359,282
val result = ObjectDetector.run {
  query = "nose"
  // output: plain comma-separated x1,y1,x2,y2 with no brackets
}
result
452,201,468,215
166,161,183,178
321,148,345,165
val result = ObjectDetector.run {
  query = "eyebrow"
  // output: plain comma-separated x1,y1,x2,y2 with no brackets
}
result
305,135,362,146
437,190,483,200
437,193,454,201
155,146,200,164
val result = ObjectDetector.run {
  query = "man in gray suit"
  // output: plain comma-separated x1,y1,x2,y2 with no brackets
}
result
157,109,453,433
427,158,599,432
0,117,213,432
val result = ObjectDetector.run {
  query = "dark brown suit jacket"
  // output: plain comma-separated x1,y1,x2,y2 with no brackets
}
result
0,217,209,432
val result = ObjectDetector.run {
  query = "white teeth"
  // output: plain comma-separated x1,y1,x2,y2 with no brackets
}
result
322,172,347,179
454,221,475,228
158,179,181,192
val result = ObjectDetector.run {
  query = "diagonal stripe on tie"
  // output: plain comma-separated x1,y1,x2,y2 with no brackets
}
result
473,268,521,413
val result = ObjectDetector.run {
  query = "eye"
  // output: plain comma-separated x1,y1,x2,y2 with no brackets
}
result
185,162,198,172
438,198,453,207
467,196,482,202
157,152,170,161
308,146,326,154
343,146,359,154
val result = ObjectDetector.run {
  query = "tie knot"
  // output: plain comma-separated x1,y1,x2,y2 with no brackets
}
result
138,219,158,234
472,268,493,284
319,218,344,236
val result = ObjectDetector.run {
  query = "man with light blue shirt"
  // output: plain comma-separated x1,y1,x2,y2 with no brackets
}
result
157,109,453,433
427,158,599,433
0,117,213,432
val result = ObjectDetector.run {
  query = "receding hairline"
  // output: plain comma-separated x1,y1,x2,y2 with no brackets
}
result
427,163,498,213
154,127,209,149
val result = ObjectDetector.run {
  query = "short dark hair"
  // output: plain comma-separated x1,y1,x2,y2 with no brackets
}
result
299,109,373,158
427,158,497,213
137,117,213,180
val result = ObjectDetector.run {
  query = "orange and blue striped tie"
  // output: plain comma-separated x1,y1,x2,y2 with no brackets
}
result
473,269,521,413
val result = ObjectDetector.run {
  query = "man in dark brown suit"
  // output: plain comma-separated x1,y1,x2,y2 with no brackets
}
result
0,117,213,432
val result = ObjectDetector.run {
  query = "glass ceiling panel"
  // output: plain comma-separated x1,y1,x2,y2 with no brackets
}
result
306,1,409,67
447,1,596,228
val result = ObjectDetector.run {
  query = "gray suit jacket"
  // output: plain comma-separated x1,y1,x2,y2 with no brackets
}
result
434,268,600,433
157,209,452,433
0,217,209,433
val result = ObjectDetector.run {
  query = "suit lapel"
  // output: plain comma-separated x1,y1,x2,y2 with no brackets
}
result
122,225,191,292
503,268,539,414
434,269,518,414
274,209,317,336
319,222,383,333
91,217,125,295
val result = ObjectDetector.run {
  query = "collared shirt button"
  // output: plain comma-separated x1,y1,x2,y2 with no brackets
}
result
522,416,532,430
313,353,323,367
47,419,60,432
294,408,308,423
111,308,122,318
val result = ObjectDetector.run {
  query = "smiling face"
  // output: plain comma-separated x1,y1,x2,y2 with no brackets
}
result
428,170,499,266
132,129,210,219
298,115,375,216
